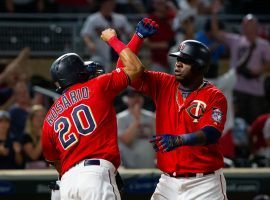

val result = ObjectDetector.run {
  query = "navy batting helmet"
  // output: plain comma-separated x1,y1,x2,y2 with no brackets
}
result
50,53,104,92
169,40,211,72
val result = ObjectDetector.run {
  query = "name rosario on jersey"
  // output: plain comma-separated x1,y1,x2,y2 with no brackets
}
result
46,87,89,126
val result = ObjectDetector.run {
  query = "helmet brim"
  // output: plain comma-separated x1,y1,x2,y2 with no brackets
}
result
169,52,193,64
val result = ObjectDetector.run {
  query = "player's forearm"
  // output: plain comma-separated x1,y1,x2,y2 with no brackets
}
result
107,36,144,80
116,34,144,69
119,48,144,80
151,126,222,152
178,126,221,146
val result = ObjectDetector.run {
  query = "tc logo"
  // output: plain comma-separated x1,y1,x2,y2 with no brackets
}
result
179,43,185,51
187,100,207,123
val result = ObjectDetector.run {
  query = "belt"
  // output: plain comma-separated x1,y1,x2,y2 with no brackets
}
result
83,159,116,174
84,159,100,166
165,171,215,178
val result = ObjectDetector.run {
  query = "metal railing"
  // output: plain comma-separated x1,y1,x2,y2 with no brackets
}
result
0,13,269,57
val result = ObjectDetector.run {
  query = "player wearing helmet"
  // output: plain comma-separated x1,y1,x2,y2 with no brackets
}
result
50,53,105,93
42,18,159,200
116,39,228,199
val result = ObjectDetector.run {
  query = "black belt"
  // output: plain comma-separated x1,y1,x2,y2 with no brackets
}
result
166,171,215,178
84,159,100,166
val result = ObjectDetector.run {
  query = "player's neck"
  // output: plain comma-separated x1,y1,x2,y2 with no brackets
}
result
179,79,204,92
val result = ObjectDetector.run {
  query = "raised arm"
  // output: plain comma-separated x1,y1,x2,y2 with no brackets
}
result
210,0,226,42
101,28,143,81
116,18,159,69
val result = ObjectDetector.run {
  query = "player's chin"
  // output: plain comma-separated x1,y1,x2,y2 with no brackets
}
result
174,74,184,81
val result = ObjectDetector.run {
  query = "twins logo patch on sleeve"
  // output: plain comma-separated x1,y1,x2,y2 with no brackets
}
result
212,108,223,123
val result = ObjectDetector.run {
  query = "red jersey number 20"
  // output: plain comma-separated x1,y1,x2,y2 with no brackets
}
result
54,104,96,150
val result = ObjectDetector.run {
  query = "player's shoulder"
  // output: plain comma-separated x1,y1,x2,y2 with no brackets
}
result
204,81,226,99
95,68,125,80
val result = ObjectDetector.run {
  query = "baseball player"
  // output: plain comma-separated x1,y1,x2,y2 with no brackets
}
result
42,19,158,200
116,38,228,199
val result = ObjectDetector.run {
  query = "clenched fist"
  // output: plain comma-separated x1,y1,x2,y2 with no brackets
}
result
101,28,117,42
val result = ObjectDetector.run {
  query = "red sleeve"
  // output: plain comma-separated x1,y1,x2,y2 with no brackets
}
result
116,34,143,68
42,121,59,162
95,68,129,98
198,91,228,133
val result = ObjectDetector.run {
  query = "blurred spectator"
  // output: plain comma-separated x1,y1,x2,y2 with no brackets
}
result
173,9,196,42
5,0,44,13
196,18,225,79
168,9,195,73
117,88,156,168
212,4,270,124
21,104,48,169
0,48,30,86
115,0,146,14
55,0,96,13
0,110,23,169
8,81,32,141
0,47,31,107
80,0,132,71
176,0,225,15
207,69,237,159
146,0,176,73
249,113,270,167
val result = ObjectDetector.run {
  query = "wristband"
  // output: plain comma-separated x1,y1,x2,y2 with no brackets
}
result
180,133,198,146
129,34,144,54
107,36,127,54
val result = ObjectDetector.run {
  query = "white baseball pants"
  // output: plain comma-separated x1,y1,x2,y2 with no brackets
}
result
60,159,121,200
151,169,227,200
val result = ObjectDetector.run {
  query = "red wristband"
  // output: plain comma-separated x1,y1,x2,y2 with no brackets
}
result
107,36,127,54
128,34,144,54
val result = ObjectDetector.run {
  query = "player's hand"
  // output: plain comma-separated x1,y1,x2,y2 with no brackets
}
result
135,18,159,39
101,28,117,42
150,134,183,152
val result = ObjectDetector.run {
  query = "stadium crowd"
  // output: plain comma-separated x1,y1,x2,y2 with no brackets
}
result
0,0,270,169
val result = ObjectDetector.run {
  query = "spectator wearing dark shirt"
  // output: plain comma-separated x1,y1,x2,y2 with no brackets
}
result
0,110,23,169
21,104,48,169
8,81,32,141
146,0,176,73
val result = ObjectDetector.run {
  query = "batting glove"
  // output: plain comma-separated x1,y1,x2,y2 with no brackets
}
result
150,134,183,152
135,18,159,39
